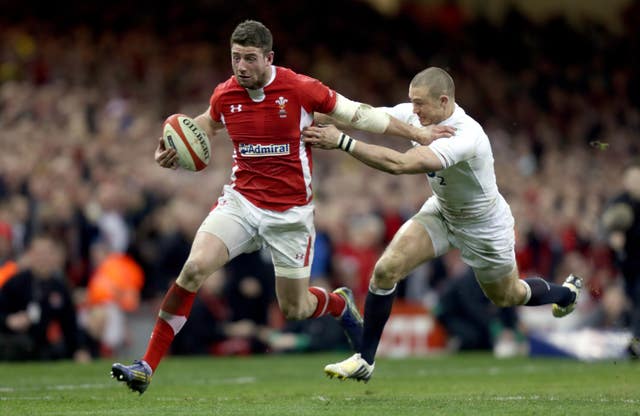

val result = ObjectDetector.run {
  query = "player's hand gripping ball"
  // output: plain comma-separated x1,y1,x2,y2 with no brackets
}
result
162,114,211,171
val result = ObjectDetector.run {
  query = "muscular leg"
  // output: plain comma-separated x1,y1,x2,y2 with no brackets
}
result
476,265,575,308
275,276,317,320
360,220,437,364
476,266,527,307
176,232,230,291
143,232,229,371
275,276,347,321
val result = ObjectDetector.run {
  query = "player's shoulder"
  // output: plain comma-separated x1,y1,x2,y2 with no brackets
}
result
213,75,241,95
210,76,245,111
450,106,485,137
275,66,321,86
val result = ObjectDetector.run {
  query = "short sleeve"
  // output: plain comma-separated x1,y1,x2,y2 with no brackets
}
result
428,129,477,169
209,85,224,122
296,75,337,114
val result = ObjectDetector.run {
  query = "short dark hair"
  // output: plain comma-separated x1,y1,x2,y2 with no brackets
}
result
230,20,273,54
410,67,455,100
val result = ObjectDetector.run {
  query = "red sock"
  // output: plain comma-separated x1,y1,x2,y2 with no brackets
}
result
308,287,346,318
142,283,196,371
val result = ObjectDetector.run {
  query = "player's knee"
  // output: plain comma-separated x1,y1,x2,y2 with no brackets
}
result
487,291,519,307
177,259,208,291
373,255,405,287
280,303,307,321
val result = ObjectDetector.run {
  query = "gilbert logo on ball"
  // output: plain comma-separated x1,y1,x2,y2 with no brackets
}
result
162,114,211,171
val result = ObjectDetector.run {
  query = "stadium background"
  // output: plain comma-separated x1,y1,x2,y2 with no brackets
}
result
0,0,639,360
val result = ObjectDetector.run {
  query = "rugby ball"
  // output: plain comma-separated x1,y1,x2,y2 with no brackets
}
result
162,114,211,171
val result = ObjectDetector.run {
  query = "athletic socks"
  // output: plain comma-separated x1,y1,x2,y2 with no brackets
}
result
360,284,397,365
522,277,575,307
142,282,196,371
308,286,346,318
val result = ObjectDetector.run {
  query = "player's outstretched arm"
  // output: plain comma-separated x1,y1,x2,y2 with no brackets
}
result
386,116,455,145
302,124,443,174
326,94,454,145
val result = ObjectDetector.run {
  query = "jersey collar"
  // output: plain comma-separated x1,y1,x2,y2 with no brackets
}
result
245,65,276,103
439,103,464,126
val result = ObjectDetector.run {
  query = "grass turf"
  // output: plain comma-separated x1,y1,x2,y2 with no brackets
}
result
0,353,638,415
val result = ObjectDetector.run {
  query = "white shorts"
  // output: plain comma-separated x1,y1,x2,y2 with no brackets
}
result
197,185,315,279
412,195,516,283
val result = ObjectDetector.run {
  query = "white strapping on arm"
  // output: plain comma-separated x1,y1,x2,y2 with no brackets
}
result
330,94,390,134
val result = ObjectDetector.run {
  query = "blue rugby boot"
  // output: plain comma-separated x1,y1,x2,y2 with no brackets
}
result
111,359,153,394
333,287,363,351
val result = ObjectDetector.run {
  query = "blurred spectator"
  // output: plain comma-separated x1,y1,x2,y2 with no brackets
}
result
93,181,130,253
0,221,18,288
172,270,265,356
518,250,596,333
133,199,198,297
308,200,336,288
174,250,276,356
173,269,349,356
0,236,90,362
78,240,144,357
602,159,640,357
435,251,521,356
333,213,385,301
277,315,350,353
224,250,275,329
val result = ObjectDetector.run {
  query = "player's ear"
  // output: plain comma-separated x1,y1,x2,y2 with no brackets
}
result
439,95,449,108
265,50,274,65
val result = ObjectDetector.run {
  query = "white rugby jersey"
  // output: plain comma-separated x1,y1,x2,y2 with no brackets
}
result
382,103,501,221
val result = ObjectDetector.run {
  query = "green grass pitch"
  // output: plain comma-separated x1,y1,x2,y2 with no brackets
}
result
1,353,638,415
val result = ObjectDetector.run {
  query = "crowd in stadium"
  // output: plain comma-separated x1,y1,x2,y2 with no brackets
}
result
1,0,639,360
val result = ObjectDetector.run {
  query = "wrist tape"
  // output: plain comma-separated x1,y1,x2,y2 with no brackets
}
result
337,133,356,153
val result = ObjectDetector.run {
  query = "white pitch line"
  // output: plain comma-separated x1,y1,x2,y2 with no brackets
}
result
469,395,639,404
0,383,115,393
0,396,54,401
188,376,257,385
0,376,255,395
415,363,562,377
47,383,114,390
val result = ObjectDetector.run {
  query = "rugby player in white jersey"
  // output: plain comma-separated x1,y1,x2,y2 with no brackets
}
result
303,67,582,382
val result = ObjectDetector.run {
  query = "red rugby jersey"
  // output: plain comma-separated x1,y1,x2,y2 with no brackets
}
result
210,66,337,211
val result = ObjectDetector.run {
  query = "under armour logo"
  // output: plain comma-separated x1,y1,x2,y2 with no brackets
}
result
295,253,305,260
230,104,242,113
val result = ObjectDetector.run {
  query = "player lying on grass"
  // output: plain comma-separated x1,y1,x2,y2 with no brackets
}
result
302,66,582,382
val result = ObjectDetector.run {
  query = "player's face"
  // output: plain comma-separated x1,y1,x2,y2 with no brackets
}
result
231,44,274,89
409,85,448,126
